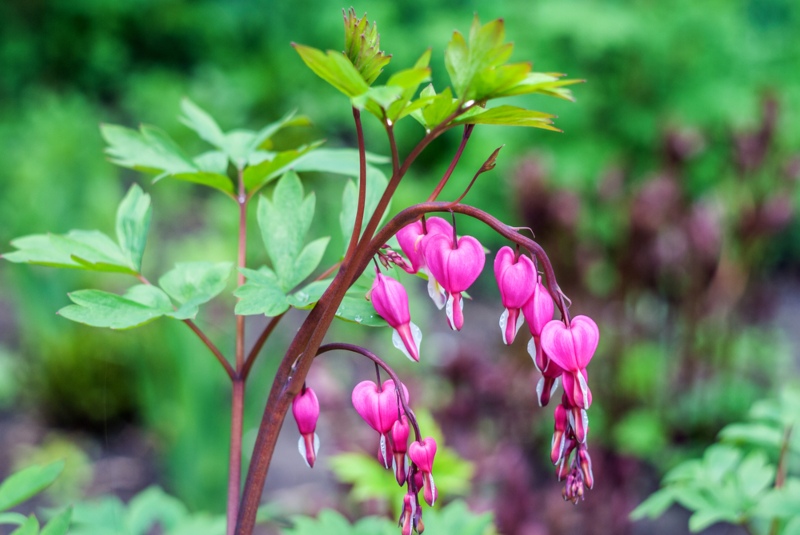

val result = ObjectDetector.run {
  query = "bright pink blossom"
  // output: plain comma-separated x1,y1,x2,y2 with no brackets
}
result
352,379,409,468
541,316,599,409
391,415,410,486
494,247,536,344
396,217,453,309
292,387,320,468
408,437,438,506
424,233,486,331
370,273,422,362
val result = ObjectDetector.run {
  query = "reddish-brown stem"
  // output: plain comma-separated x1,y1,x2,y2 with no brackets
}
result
427,124,474,202
134,274,235,379
242,312,285,381
227,168,248,535
769,425,793,535
385,120,400,175
317,343,421,441
345,107,368,260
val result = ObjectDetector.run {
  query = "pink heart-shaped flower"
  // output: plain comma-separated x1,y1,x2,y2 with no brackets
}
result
521,275,554,337
424,233,485,293
540,315,599,372
396,217,453,273
351,379,409,434
408,437,437,473
494,246,536,309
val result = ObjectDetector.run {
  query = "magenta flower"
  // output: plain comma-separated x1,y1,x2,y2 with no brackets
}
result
352,379,410,468
408,437,438,506
396,217,453,309
292,387,320,468
540,315,599,409
494,247,536,345
391,415,410,486
370,273,422,362
424,233,486,331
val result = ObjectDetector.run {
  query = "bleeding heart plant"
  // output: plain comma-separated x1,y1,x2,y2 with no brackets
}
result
2,10,595,535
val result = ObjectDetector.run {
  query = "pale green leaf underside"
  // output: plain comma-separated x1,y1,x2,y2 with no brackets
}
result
58,286,173,329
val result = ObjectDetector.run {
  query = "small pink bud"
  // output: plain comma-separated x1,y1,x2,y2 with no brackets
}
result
292,387,320,468
399,493,415,535
578,443,594,489
551,404,568,465
494,247,536,344
556,439,577,481
409,437,438,506
351,379,410,435
391,416,411,486
370,274,422,362
424,233,486,331
396,217,453,274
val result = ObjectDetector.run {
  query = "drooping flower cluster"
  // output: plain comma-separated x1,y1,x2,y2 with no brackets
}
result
290,215,599,531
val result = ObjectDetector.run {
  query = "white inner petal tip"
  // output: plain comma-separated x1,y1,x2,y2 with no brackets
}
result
499,309,510,344
536,376,545,407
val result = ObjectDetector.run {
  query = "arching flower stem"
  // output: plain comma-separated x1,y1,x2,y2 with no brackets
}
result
317,342,422,442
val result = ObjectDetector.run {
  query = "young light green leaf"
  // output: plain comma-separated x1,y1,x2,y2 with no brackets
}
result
453,105,560,131
115,184,152,272
257,172,316,290
249,110,312,152
343,8,391,85
489,72,583,101
180,98,227,150
351,85,404,114
410,85,460,130
385,51,432,122
0,461,64,512
2,232,125,273
9,516,38,535
158,262,233,320
40,508,72,535
58,286,173,329
293,44,370,98
243,141,324,194
445,17,512,101
234,268,289,317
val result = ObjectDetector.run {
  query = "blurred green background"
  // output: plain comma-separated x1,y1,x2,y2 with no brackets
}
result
1,1,799,534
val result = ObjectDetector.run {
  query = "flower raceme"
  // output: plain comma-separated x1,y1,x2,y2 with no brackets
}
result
351,379,410,468
292,387,320,468
370,273,422,362
423,232,486,331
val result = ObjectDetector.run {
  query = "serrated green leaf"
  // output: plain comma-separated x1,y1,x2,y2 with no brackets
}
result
688,509,738,532
293,44,370,98
243,141,324,194
115,184,152,272
125,486,188,535
0,461,64,512
58,286,172,329
445,17,512,101
234,268,289,317
180,98,227,150
385,56,432,122
453,105,560,131
630,488,676,520
158,262,232,320
257,172,318,290
40,508,72,535
490,72,583,101
351,85,404,114
10,516,39,535
287,279,332,309
410,85,460,130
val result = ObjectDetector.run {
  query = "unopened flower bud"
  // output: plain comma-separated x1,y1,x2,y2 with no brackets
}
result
578,443,594,489
292,387,320,468
551,404,568,465
370,274,422,362
409,437,438,506
391,416,411,486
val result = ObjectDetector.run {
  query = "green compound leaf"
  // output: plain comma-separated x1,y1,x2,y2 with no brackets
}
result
258,172,327,291
58,285,173,329
489,72,583,102
115,184,152,273
3,230,131,273
293,43,370,98
9,516,39,535
286,279,332,309
179,98,227,150
453,105,560,131
0,461,64,512
40,508,72,535
234,268,289,317
158,262,233,320
409,85,460,130
101,123,234,194
445,16,514,101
